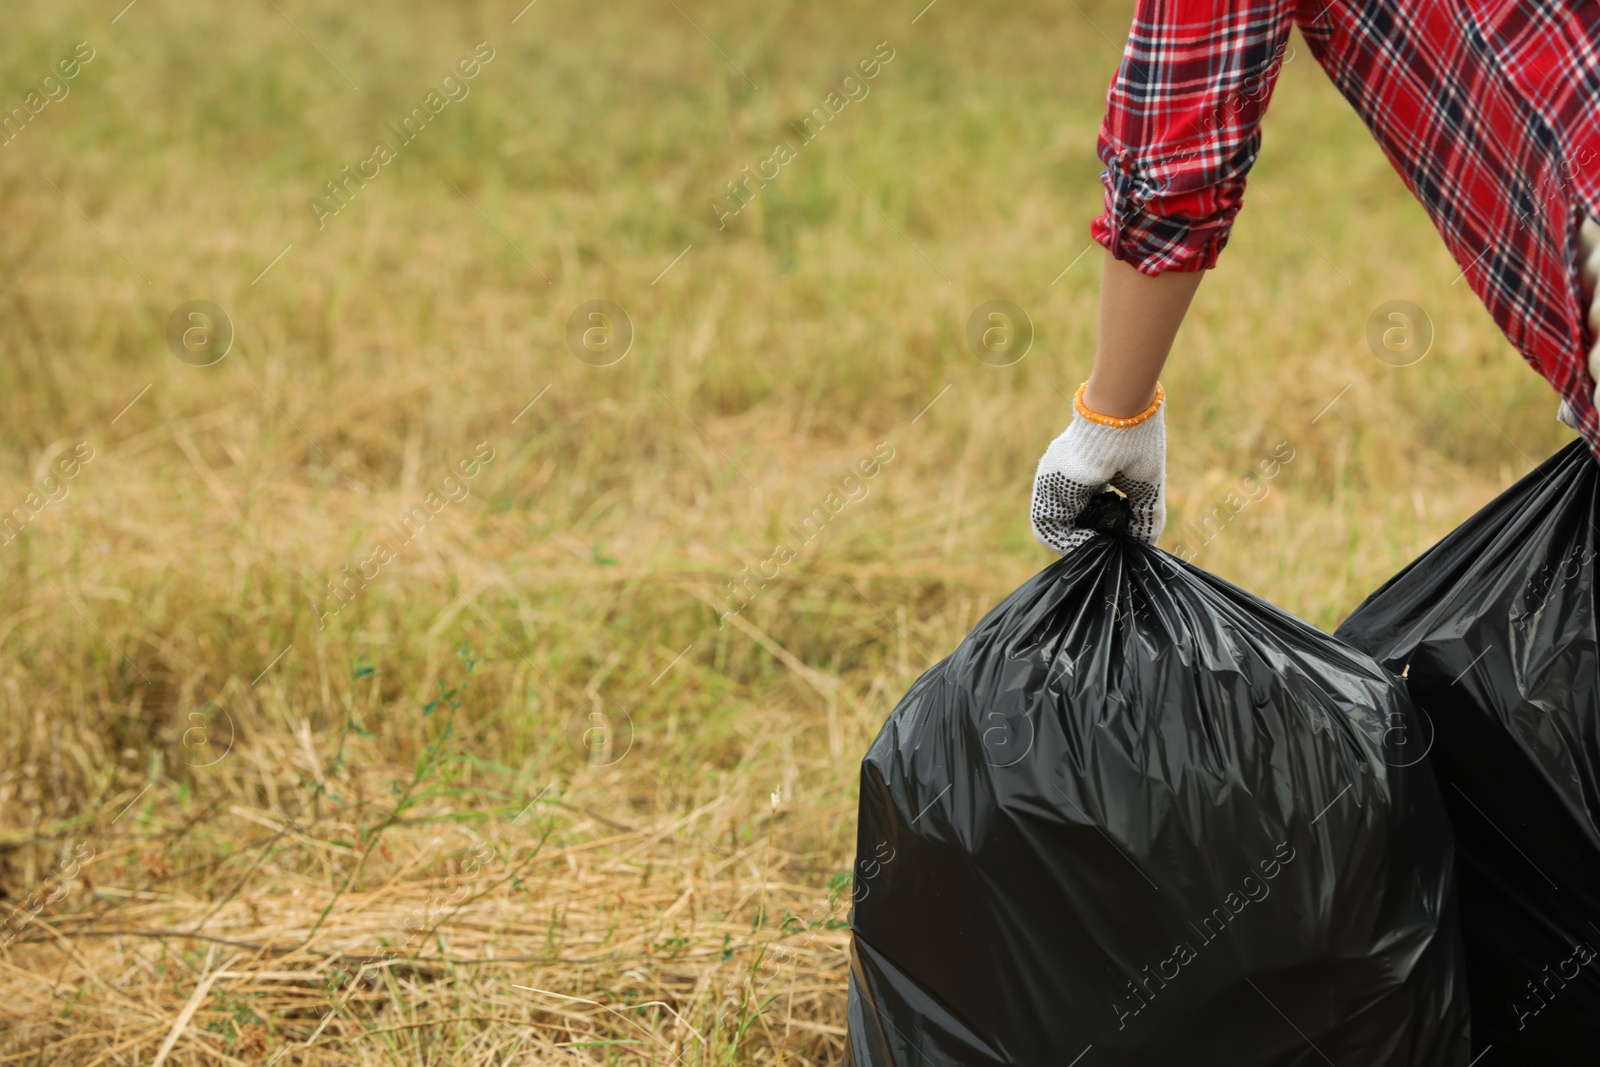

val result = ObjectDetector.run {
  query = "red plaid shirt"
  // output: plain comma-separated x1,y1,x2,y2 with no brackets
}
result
1091,0,1600,450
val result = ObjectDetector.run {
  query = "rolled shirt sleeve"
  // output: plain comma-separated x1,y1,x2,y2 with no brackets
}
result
1091,0,1299,275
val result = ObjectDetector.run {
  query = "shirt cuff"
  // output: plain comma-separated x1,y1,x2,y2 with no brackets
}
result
1091,155,1243,276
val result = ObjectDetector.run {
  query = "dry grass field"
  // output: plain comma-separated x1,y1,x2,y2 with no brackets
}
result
0,0,1576,1063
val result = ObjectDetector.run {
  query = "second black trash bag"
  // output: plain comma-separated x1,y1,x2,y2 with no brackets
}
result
846,493,1470,1067
1336,440,1600,1063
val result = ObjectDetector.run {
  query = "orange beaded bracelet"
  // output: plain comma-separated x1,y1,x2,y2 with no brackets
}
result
1073,381,1165,428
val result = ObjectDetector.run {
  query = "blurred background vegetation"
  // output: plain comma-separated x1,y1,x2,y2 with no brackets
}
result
0,0,1571,1062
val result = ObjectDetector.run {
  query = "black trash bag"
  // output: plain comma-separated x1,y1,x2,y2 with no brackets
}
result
846,493,1469,1067
1336,440,1600,1063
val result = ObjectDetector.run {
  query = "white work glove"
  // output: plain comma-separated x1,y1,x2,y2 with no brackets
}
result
1556,214,1600,430
1031,385,1166,554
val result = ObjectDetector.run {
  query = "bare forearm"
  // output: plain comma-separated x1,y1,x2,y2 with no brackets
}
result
1082,250,1204,417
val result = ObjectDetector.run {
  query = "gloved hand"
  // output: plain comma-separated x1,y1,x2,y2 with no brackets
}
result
1555,215,1600,430
1031,383,1166,554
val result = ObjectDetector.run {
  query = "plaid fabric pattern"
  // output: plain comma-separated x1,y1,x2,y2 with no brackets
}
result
1090,0,1600,450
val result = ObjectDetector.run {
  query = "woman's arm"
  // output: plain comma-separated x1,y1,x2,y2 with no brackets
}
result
1026,253,1204,555
1082,0,1296,416
1083,249,1205,417
1030,1,1295,556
